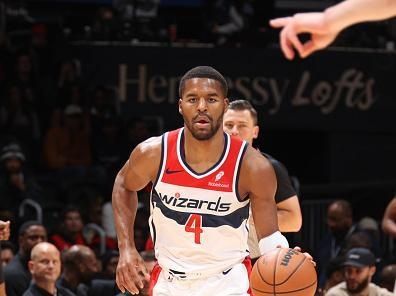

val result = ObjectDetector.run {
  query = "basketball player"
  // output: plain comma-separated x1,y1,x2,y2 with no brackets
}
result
270,0,396,60
381,196,396,237
223,100,301,260
112,66,290,295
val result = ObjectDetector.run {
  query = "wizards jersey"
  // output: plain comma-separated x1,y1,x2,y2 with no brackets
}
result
149,128,250,276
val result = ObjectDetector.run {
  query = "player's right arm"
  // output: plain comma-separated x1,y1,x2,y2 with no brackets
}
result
270,0,396,60
382,197,396,237
112,137,161,295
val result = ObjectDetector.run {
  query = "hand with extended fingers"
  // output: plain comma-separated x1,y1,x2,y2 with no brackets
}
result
116,247,150,295
270,13,339,60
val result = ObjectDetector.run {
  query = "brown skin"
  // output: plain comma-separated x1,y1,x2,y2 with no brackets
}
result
0,220,10,296
113,78,279,294
382,197,396,237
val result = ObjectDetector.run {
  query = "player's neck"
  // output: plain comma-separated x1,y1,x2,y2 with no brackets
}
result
183,129,225,170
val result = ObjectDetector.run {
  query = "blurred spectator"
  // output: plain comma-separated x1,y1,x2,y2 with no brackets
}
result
325,248,392,296
57,60,82,106
101,202,116,240
315,200,378,289
0,84,41,149
4,221,47,296
92,7,118,41
11,52,39,107
91,115,123,180
113,0,160,40
379,264,396,293
0,143,43,220
121,117,150,159
321,256,345,295
23,242,73,296
205,0,248,46
50,206,86,252
43,104,92,173
0,241,15,267
58,245,99,295
98,250,119,280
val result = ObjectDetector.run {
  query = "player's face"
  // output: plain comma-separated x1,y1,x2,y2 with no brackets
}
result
179,78,228,140
344,266,374,294
223,109,258,145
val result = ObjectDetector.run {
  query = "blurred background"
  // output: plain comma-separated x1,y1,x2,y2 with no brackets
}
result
0,0,396,295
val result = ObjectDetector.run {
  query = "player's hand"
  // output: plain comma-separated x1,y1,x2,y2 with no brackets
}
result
270,13,339,60
292,246,316,266
116,247,150,295
0,220,10,240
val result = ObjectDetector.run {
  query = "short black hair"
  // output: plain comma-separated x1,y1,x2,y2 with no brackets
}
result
18,220,43,236
228,99,258,125
0,241,16,254
61,205,82,221
179,66,228,97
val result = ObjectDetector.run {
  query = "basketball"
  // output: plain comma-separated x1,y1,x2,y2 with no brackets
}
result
250,248,317,296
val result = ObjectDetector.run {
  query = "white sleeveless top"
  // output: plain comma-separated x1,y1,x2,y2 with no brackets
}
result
149,128,250,277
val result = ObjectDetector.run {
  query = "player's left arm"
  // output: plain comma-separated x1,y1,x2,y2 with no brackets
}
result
239,147,288,254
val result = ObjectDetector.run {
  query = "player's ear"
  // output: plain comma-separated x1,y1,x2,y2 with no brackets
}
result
253,125,259,140
224,98,229,111
178,98,183,115
369,266,376,276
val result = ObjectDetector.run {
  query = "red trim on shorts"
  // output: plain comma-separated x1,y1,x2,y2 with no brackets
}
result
149,263,162,296
243,257,252,296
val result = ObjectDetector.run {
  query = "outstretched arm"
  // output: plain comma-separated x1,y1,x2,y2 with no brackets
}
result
113,137,161,295
270,0,396,59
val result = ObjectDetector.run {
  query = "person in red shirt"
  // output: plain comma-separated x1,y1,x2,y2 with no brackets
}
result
50,206,86,251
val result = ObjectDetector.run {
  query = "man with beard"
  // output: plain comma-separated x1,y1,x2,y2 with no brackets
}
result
325,248,392,296
4,221,47,296
58,245,99,295
112,66,307,295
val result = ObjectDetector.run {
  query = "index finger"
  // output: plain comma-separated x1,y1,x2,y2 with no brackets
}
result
269,17,292,29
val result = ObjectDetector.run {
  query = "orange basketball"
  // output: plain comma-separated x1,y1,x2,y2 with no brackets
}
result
250,248,317,296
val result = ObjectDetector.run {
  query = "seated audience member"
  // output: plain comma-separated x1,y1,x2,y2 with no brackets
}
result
321,256,345,295
316,200,379,288
23,242,73,296
58,245,99,295
379,264,396,293
98,250,118,280
43,104,91,172
325,248,393,296
1,241,15,267
50,206,86,251
4,221,47,296
0,143,43,220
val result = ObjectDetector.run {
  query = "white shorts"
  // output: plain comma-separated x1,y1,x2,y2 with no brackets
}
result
150,260,251,296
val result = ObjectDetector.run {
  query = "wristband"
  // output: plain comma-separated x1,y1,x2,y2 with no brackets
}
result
258,231,289,255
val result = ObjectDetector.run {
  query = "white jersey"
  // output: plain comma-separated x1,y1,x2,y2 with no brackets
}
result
149,128,250,277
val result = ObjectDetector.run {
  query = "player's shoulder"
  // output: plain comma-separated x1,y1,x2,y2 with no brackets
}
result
243,146,273,172
131,136,162,160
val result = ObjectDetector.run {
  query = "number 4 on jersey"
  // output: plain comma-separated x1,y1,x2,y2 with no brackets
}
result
185,214,203,244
